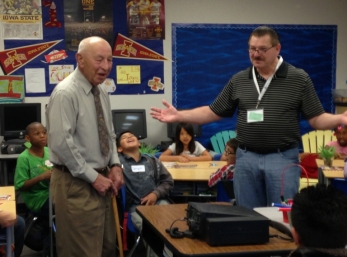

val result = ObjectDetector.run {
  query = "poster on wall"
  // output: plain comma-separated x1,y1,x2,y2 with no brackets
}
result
126,0,165,40
63,0,113,51
0,0,43,39
0,75,24,103
49,64,74,84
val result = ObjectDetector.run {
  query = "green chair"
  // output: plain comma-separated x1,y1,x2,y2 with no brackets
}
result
210,130,237,154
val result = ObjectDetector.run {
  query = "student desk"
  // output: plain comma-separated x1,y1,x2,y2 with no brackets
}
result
165,161,225,181
136,203,296,257
316,159,344,185
164,161,225,200
0,186,16,257
0,153,19,186
0,186,15,201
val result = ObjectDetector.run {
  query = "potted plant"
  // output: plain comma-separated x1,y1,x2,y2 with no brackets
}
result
318,145,336,167
139,142,159,155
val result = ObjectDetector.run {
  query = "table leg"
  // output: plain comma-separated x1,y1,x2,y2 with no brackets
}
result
142,219,164,257
318,167,332,186
6,226,14,257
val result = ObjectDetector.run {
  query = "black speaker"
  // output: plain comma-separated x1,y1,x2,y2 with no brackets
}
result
1,141,26,154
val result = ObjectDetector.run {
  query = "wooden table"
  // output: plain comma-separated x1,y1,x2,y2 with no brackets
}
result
164,161,225,200
165,161,225,181
137,203,296,257
0,186,16,201
0,186,16,257
316,159,344,185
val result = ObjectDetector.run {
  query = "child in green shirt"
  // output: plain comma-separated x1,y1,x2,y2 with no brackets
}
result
14,122,52,252
15,122,52,213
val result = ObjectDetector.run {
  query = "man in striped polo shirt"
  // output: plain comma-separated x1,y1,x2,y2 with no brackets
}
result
150,26,347,209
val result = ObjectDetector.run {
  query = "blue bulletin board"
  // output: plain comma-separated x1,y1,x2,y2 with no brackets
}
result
3,0,164,97
172,24,337,148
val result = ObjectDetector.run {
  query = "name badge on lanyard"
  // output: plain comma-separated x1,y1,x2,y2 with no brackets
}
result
248,56,283,123
247,109,264,123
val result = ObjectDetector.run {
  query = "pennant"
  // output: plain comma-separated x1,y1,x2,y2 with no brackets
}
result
0,40,63,75
113,33,168,61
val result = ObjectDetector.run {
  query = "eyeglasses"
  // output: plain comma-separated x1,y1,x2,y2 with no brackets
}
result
224,149,235,156
248,45,274,54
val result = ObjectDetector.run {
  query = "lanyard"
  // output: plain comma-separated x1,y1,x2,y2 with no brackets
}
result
252,56,283,109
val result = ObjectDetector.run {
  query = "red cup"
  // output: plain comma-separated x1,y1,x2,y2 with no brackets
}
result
282,211,289,223
280,209,291,224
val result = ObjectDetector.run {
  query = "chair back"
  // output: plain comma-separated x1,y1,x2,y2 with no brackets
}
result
301,130,336,153
210,130,237,154
120,186,140,256
120,186,139,232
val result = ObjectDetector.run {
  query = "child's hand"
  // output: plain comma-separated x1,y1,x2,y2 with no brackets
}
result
141,193,158,205
178,155,190,162
40,170,52,180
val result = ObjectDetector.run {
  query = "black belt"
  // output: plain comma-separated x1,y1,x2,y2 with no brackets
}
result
54,164,108,173
238,143,297,154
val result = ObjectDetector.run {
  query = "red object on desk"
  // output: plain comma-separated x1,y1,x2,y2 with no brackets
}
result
280,209,291,224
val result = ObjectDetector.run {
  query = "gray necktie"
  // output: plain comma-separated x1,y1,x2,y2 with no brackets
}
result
91,86,110,156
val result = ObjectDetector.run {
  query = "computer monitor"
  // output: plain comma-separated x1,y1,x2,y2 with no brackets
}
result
167,122,202,139
0,103,41,140
112,109,147,139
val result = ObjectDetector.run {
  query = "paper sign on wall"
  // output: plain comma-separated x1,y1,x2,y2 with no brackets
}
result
116,65,140,84
49,65,74,84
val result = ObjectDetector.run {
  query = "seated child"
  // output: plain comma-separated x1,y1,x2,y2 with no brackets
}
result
290,184,347,256
14,122,52,251
159,122,212,162
117,131,174,245
208,138,238,187
326,125,347,159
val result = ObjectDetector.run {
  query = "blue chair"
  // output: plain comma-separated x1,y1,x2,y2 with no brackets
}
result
120,186,140,257
213,153,222,161
210,130,236,203
210,130,237,154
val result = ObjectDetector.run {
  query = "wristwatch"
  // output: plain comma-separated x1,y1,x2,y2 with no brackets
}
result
109,163,123,170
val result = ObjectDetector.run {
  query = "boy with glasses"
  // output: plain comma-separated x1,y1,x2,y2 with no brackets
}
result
208,138,238,187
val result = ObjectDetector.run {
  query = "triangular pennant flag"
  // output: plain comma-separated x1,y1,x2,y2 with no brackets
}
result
0,40,63,75
113,33,168,61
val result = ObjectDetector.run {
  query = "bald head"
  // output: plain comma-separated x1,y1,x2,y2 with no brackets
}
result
77,36,111,55
76,36,113,86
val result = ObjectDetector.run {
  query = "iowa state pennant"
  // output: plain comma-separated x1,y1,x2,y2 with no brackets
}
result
0,40,63,75
113,33,168,61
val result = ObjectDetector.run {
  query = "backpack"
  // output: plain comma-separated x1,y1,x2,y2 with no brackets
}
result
24,213,49,251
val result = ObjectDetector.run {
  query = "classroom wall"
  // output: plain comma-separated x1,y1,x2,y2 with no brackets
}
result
25,0,347,147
